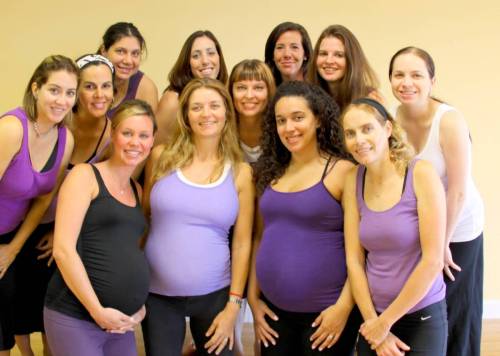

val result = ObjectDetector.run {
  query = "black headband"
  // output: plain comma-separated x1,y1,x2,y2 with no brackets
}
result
352,98,389,120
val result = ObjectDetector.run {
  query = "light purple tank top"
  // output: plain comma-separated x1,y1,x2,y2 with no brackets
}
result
356,160,445,313
0,107,67,234
145,163,239,296
106,70,144,119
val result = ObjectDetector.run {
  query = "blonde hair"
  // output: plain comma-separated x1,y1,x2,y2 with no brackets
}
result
342,101,414,171
153,78,242,183
111,99,157,132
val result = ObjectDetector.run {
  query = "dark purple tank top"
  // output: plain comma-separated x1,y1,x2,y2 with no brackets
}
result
106,70,144,119
0,107,67,234
356,159,445,313
256,161,347,313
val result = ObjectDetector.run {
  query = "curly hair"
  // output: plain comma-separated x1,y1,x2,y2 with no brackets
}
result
254,81,349,195
341,99,414,172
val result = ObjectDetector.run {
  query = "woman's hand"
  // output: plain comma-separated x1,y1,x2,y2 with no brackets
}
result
443,244,461,281
374,332,410,356
0,243,18,279
310,303,350,351
36,230,54,266
91,307,135,333
204,302,239,354
249,298,279,348
360,316,391,349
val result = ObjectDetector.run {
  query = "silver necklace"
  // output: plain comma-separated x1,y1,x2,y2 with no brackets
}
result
33,121,54,138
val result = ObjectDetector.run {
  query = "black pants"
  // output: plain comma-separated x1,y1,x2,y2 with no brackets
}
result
445,234,483,356
142,286,233,356
357,300,447,356
261,296,361,356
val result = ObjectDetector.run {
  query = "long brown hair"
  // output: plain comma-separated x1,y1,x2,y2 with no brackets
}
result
307,25,379,111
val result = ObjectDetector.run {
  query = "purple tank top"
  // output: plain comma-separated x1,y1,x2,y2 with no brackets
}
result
145,163,238,296
0,108,67,234
106,70,144,119
356,160,445,313
256,165,347,313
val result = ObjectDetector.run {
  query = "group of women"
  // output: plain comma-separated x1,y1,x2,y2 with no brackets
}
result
0,19,483,356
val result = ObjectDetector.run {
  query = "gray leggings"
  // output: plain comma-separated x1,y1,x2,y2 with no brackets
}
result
43,307,137,356
142,286,233,356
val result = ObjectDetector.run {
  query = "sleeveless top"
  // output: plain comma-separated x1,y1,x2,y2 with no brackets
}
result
45,165,150,321
145,163,239,296
0,107,67,234
356,160,445,313
106,70,144,119
414,104,484,242
256,159,348,313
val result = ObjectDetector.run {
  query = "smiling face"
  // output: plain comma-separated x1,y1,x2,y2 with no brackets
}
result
77,64,113,118
342,107,391,165
390,53,435,106
275,96,318,154
32,70,77,124
273,31,305,81
316,36,347,83
232,79,268,119
103,36,141,81
112,114,154,166
187,87,226,140
189,36,220,80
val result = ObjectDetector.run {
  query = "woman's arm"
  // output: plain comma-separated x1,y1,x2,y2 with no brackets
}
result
154,90,179,145
205,162,255,354
360,160,446,348
310,159,356,351
0,128,74,278
440,109,470,280
247,200,279,348
343,167,378,321
142,145,164,220
52,164,134,331
0,115,23,179
137,74,159,112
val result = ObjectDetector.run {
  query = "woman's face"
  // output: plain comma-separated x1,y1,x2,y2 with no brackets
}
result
342,107,391,165
32,70,77,124
77,64,114,118
273,31,305,81
190,36,220,80
187,87,226,140
390,53,435,106
316,36,347,83
112,114,154,166
275,96,318,154
103,36,141,81
232,79,268,118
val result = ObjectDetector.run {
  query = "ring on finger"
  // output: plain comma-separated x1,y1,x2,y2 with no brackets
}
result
327,334,334,339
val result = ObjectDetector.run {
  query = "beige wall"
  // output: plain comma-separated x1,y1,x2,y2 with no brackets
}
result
2,0,499,300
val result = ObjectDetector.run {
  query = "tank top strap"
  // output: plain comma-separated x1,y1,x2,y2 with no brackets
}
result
128,71,144,98
401,159,418,199
355,165,366,209
130,179,140,204
321,156,333,180
89,119,108,161
89,164,110,198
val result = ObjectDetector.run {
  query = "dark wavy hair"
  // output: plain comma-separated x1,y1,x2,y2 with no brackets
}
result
166,30,228,93
264,22,312,86
254,81,348,194
99,22,147,57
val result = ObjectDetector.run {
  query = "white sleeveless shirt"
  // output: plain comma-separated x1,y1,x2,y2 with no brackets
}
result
399,104,484,242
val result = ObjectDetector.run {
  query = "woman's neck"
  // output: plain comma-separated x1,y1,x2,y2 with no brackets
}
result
73,111,106,133
289,144,321,168
399,98,437,124
365,154,402,183
238,115,262,147
192,137,221,162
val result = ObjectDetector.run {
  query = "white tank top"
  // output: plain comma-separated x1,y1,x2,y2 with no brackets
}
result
405,103,484,242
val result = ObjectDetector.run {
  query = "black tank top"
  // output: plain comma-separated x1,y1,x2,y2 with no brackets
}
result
45,165,150,321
